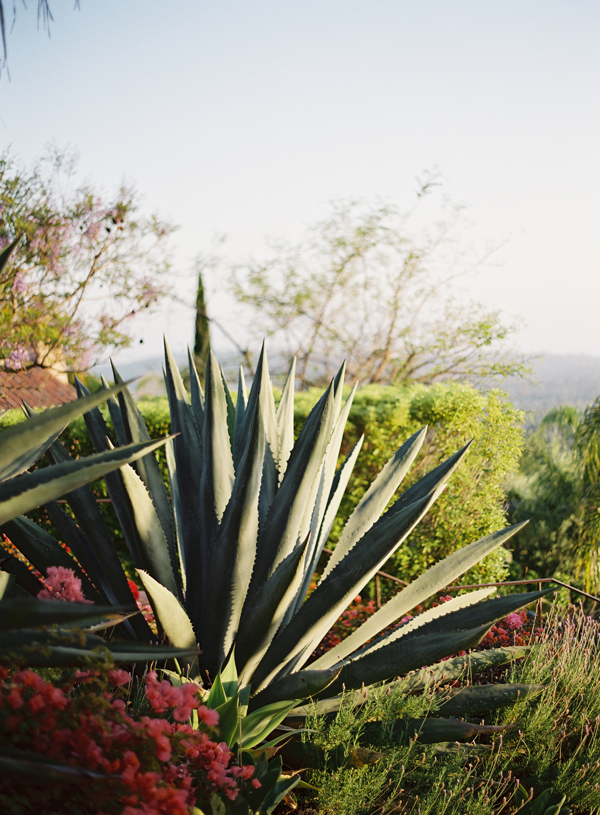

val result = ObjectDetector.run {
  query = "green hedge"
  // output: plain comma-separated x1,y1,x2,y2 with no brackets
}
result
295,383,524,594
1,383,524,593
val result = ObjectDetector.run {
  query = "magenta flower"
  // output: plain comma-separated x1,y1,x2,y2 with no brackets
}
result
37,566,93,604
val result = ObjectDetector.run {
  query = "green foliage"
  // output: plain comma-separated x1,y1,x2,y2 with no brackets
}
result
507,407,582,584
296,381,524,590
507,398,600,592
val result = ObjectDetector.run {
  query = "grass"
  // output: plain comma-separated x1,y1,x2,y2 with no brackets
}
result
292,602,600,815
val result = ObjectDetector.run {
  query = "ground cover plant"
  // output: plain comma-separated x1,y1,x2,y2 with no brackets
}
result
289,600,600,815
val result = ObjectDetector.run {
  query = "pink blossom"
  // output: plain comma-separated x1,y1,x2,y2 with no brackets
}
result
108,669,132,688
38,566,93,604
505,612,524,630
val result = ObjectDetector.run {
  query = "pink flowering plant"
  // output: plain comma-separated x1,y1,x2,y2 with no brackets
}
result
0,145,176,372
0,660,258,815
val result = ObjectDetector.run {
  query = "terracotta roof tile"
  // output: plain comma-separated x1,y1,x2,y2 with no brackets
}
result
0,368,77,411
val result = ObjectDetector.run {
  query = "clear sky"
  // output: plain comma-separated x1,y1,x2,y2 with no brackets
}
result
1,0,599,365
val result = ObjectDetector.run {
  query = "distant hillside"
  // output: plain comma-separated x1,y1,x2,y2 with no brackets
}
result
93,352,600,420
502,354,600,419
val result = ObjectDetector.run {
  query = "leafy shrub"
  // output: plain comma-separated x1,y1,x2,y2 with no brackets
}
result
296,382,524,591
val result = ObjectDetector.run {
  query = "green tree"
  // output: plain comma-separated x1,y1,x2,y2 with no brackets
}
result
507,400,600,592
0,145,176,373
192,260,211,381
507,406,583,583
230,197,530,388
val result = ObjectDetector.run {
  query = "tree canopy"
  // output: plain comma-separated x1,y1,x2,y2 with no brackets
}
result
230,197,530,388
0,146,176,373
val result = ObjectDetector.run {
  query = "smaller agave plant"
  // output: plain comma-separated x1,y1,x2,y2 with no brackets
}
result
2,335,550,712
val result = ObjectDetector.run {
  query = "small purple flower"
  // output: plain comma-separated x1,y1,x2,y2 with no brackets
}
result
6,344,30,371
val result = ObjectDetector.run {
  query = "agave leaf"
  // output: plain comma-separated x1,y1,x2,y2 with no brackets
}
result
41,500,126,611
0,598,132,631
0,381,131,481
275,358,296,481
312,435,364,562
240,699,302,749
435,684,543,717
74,378,143,569
220,364,237,450
239,344,279,539
326,592,550,693
0,571,12,600
312,521,528,670
111,364,180,596
342,588,495,661
165,438,186,594
390,442,475,521
233,366,248,465
251,491,436,691
163,338,203,571
0,437,171,528
392,589,552,644
395,645,532,694
104,640,200,662
187,347,205,427
2,515,103,605
365,717,513,745
236,537,311,685
188,351,235,632
288,369,350,589
322,624,494,697
0,744,113,781
251,379,337,593
321,426,427,582
119,463,178,597
137,569,197,650
291,382,359,615
0,553,47,596
202,350,235,522
43,435,147,610
101,375,129,446
290,646,531,718
248,667,342,710
199,395,265,673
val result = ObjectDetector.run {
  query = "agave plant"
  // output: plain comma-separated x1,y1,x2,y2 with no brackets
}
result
2,340,550,706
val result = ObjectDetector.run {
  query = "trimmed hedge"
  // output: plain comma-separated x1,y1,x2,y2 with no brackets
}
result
1,382,524,593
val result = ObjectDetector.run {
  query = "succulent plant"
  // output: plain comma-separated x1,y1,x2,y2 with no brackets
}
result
2,341,551,706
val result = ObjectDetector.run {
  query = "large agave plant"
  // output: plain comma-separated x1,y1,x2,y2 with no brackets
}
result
2,341,549,705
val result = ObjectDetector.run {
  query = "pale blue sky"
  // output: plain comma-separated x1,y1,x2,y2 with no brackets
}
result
1,1,600,364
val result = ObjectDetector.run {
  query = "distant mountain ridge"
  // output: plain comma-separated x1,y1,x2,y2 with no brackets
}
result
502,354,600,418
94,353,600,419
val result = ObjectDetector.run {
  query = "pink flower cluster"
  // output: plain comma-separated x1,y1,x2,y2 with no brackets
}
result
145,671,218,725
0,664,256,814
37,566,93,604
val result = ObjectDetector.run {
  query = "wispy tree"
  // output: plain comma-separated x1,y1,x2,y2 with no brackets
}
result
230,194,530,388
